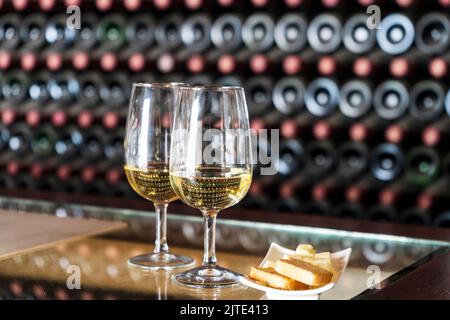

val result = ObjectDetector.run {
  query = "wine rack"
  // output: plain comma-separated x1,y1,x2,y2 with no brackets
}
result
1,0,450,228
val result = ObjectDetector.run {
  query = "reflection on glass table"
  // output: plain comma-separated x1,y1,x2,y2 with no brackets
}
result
0,200,448,300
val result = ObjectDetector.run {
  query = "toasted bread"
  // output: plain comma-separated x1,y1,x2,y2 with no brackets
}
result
296,244,316,255
261,260,276,268
275,259,333,286
249,267,308,290
315,252,331,260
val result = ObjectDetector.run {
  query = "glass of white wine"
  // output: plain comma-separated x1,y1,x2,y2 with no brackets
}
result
169,85,253,288
124,83,194,270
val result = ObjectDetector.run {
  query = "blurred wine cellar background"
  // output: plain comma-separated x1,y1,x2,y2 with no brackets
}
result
1,0,450,228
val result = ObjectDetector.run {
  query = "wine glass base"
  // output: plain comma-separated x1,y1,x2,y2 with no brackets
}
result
172,265,242,288
128,252,195,271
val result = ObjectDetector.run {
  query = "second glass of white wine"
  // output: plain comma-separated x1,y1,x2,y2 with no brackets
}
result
124,83,194,270
170,85,253,288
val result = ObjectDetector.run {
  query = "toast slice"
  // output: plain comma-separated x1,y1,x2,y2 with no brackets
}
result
261,260,276,268
296,244,316,255
249,267,308,290
275,259,333,286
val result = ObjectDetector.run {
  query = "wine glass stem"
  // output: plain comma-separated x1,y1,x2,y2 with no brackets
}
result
202,211,218,268
154,203,169,254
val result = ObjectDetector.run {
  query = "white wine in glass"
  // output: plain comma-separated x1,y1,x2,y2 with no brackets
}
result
170,85,253,288
124,83,194,270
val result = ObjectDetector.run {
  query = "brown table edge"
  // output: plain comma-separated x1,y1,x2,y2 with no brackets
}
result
0,211,127,262
353,247,450,300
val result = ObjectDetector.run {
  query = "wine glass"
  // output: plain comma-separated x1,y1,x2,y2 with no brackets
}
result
124,83,194,270
169,85,253,288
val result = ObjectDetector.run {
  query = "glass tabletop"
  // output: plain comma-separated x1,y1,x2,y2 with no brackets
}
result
0,197,448,300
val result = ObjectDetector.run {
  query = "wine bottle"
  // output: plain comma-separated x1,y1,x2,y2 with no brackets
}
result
373,80,409,120
73,13,98,50
275,138,305,176
7,123,32,155
302,201,330,216
405,146,440,186
80,127,108,160
337,141,369,180
30,125,58,156
304,77,339,117
0,124,11,151
415,12,450,55
1,70,29,103
306,13,342,54
432,211,450,228
376,13,415,55
244,76,273,117
211,14,243,52
332,203,365,219
44,14,76,49
342,13,376,54
104,129,124,160
274,13,307,53
242,13,275,52
216,75,243,87
272,77,305,115
0,14,21,50
99,72,129,107
240,195,271,211
370,143,405,182
339,79,372,119
305,140,336,179
97,14,127,50
154,14,183,49
125,14,155,49
410,80,445,121
47,71,80,103
400,208,432,226
270,197,302,213
365,205,399,222
54,125,83,159
19,14,46,50
180,13,212,53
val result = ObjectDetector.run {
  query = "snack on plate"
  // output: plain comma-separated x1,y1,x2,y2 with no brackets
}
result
249,267,308,290
275,259,333,287
247,244,337,290
261,260,276,268
296,244,316,254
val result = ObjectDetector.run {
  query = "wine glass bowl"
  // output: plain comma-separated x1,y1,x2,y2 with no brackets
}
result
169,85,253,288
123,82,195,270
